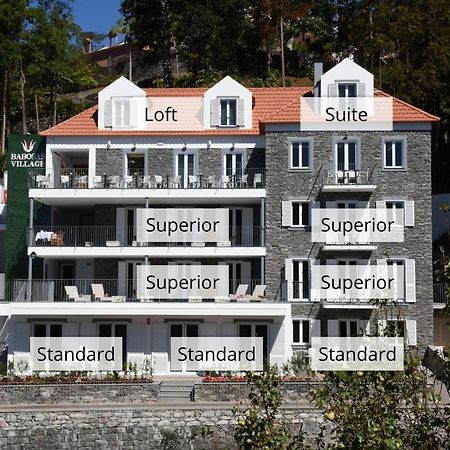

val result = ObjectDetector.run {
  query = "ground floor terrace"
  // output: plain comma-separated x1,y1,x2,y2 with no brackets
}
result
0,303,292,376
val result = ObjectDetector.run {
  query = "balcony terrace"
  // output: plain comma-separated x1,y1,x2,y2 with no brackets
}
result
320,166,377,193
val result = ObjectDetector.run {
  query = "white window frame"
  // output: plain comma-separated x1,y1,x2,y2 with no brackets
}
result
282,198,313,228
338,319,360,337
219,97,238,127
285,257,310,302
292,318,311,345
382,137,407,171
222,148,247,176
377,199,414,227
288,138,313,171
113,97,131,128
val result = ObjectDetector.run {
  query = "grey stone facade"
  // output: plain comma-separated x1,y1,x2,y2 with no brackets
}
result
0,383,160,405
0,404,324,449
264,130,433,347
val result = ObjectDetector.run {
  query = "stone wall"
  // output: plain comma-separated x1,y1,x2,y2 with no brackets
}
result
0,383,160,405
264,130,433,347
193,381,323,402
0,404,324,450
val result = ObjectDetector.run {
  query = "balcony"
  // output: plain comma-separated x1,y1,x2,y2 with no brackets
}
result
5,279,266,303
29,225,266,257
434,283,447,309
320,166,377,193
29,168,266,205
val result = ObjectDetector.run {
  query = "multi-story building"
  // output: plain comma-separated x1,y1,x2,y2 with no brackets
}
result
0,59,440,375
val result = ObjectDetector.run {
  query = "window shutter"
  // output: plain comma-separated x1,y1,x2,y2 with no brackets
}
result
118,261,127,298
405,320,417,345
210,99,219,126
376,200,385,209
104,100,113,127
15,323,30,352
404,201,415,227
116,208,126,245
237,99,245,126
285,258,293,300
359,201,369,208
357,82,366,97
405,259,416,302
328,83,338,97
310,319,321,338
62,323,79,337
327,320,339,337
80,322,96,337
282,201,292,227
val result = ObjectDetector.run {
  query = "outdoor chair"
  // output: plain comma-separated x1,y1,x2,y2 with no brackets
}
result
245,284,266,301
229,284,248,300
64,286,90,302
91,283,125,302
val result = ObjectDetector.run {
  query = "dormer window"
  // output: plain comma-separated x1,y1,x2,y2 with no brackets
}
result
113,98,131,127
220,99,237,126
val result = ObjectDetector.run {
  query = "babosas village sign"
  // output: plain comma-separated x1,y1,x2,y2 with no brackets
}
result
10,139,45,168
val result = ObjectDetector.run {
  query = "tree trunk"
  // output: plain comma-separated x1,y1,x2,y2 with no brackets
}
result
1,70,7,154
160,0,173,87
35,93,40,133
20,68,27,134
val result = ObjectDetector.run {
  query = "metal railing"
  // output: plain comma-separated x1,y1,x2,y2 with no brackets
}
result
28,168,266,189
4,279,265,303
434,283,446,304
320,165,377,187
31,226,265,247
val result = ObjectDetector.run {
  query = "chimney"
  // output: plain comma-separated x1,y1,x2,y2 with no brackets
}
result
314,62,323,97
314,62,323,86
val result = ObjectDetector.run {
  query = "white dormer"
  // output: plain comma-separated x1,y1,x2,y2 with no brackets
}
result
98,76,147,130
203,76,252,129
319,58,374,98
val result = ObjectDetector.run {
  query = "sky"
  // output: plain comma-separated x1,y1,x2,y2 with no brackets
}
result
72,0,123,44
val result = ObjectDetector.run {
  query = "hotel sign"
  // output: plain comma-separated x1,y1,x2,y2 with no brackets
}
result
10,138,45,168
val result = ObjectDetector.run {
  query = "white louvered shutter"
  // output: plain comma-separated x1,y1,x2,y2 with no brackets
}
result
116,208,126,245
404,201,415,227
210,99,219,126
357,82,366,97
282,201,292,227
310,319,321,338
405,259,416,302
237,99,245,126
327,320,339,337
405,320,417,345
328,83,338,97
104,100,113,127
285,258,293,300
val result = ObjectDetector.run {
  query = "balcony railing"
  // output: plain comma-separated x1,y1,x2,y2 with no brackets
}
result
320,166,377,187
434,283,446,304
4,279,265,303
28,168,266,189
31,226,265,247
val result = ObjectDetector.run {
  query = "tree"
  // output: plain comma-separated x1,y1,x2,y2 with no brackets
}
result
233,366,309,450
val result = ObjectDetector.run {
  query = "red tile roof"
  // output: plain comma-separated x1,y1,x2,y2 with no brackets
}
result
41,87,439,137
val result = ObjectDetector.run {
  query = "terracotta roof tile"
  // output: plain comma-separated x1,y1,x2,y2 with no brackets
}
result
41,86,439,137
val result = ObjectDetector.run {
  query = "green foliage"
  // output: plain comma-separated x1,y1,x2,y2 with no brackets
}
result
311,353,449,450
233,366,309,450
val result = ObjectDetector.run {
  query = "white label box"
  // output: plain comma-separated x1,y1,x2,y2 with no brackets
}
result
30,337,122,371
136,208,229,243
300,97,393,131
312,208,404,243
311,263,405,301
137,264,229,299
170,337,264,371
310,337,404,371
